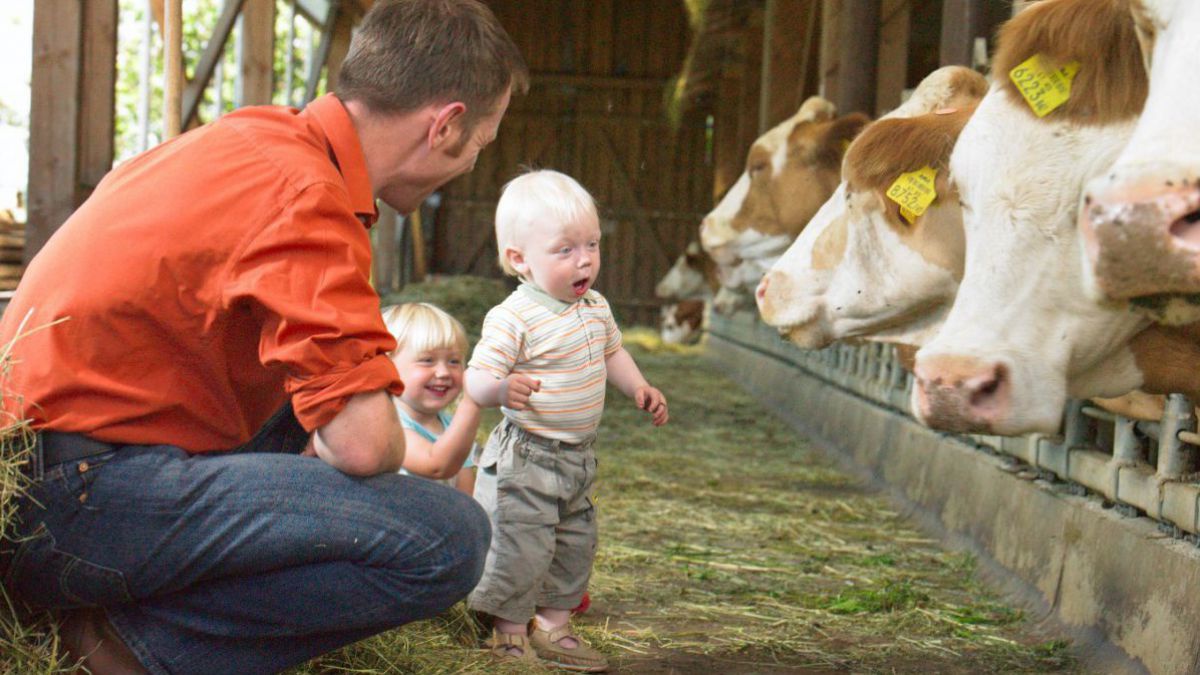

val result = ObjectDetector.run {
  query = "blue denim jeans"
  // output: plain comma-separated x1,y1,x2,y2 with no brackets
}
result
4,406,490,675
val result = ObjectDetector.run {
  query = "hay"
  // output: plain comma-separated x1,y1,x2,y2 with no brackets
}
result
290,327,1079,673
380,275,512,346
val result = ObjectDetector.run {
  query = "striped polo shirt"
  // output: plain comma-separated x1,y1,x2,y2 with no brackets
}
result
469,283,623,443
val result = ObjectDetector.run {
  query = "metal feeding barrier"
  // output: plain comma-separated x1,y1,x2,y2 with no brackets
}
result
710,312,1200,543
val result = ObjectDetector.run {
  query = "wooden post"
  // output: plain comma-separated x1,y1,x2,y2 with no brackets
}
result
759,0,811,133
372,204,398,293
78,0,119,201
164,0,183,138
832,0,879,116
409,210,427,282
26,1,118,262
876,0,911,114
240,0,276,105
324,9,356,92
737,7,764,152
941,0,1012,68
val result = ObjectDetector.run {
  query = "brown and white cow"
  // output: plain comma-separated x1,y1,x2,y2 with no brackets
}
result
700,97,868,311
912,0,1156,435
757,66,987,349
1079,0,1200,324
656,242,719,344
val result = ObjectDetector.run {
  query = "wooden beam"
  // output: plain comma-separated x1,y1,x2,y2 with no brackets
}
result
240,0,276,105
940,0,981,67
164,0,183,138
323,7,355,91
876,0,910,115
183,0,248,128
759,0,811,133
832,0,879,115
78,0,119,199
738,7,764,152
26,2,84,262
303,0,341,105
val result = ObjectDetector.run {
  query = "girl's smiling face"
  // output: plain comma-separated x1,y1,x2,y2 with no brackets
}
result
391,344,465,418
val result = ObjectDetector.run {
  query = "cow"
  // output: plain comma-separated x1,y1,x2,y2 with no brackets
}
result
911,0,1156,435
1079,1,1200,325
699,96,869,312
659,299,707,345
656,242,719,344
756,65,987,349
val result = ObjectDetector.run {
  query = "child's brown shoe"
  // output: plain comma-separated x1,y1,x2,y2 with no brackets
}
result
529,623,608,672
487,627,538,663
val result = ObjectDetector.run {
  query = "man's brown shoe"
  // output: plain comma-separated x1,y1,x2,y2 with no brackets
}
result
58,607,148,675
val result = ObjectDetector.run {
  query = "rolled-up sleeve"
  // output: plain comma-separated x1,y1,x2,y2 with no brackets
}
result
223,182,403,431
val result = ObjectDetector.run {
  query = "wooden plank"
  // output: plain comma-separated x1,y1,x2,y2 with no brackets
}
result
586,0,614,75
819,0,840,105
26,1,83,262
737,7,764,157
876,0,910,115
324,7,355,90
759,0,809,132
78,0,119,200
240,0,276,105
832,0,879,115
164,0,183,137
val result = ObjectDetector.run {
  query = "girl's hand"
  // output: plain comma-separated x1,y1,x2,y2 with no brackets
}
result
635,385,668,426
501,374,541,410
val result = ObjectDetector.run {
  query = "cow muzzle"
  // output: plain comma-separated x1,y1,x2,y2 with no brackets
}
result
1081,173,1200,301
756,271,830,348
912,354,1011,434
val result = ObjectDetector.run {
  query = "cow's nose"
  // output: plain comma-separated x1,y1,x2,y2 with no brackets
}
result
912,354,1010,433
755,275,769,302
1082,176,1200,298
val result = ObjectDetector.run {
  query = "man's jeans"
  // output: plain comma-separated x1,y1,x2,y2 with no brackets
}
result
3,406,491,675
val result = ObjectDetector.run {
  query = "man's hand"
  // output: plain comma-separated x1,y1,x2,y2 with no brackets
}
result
635,385,668,426
501,374,541,410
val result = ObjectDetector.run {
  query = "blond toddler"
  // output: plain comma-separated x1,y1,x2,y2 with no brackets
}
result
383,302,481,495
466,170,668,672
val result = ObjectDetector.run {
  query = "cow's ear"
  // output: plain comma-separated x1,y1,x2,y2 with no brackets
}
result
826,113,871,156
796,96,836,123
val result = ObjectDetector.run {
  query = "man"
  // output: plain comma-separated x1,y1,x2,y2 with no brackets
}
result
0,1,527,673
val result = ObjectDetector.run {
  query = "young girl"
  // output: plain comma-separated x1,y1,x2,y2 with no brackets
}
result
382,302,482,494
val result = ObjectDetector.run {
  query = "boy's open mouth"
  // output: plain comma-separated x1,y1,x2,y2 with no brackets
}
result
573,278,590,295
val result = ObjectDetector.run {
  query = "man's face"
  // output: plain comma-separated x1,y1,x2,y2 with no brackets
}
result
379,87,512,213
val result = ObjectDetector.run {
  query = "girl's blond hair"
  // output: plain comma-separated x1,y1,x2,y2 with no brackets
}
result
381,302,469,357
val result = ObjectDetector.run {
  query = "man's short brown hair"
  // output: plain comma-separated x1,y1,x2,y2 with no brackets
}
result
336,0,529,128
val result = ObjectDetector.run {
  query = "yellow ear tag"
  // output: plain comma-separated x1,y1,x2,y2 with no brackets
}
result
1008,54,1081,118
886,166,938,225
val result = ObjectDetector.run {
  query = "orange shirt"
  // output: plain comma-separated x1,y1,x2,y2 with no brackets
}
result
0,94,403,452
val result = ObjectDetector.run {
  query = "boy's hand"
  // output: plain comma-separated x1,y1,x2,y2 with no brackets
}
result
501,374,541,410
635,385,668,426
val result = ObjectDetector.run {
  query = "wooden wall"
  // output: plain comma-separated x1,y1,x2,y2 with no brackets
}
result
433,0,711,326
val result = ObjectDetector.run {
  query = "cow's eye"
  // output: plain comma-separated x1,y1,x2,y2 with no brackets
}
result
748,161,768,178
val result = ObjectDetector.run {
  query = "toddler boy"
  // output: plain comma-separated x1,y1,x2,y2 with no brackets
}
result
466,170,668,672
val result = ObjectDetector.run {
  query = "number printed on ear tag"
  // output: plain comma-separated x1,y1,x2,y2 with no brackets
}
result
1008,54,1081,118
886,165,938,225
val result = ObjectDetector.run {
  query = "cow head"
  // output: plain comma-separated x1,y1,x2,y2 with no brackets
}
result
912,0,1151,436
757,66,986,349
1079,0,1200,324
699,97,868,273
655,242,719,301
660,299,706,345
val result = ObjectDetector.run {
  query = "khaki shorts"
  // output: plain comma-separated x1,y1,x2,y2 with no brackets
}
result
469,419,598,623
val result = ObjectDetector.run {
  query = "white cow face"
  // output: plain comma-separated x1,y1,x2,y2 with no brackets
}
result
1080,0,1200,322
757,66,987,350
699,97,867,267
655,242,715,301
913,89,1147,435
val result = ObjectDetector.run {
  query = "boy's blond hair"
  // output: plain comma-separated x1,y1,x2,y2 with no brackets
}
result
494,169,598,277
381,302,469,357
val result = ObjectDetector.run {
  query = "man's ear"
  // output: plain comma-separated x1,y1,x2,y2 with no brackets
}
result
505,246,528,276
429,102,467,149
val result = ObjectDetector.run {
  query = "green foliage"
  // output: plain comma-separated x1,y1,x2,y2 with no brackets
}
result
824,581,931,614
